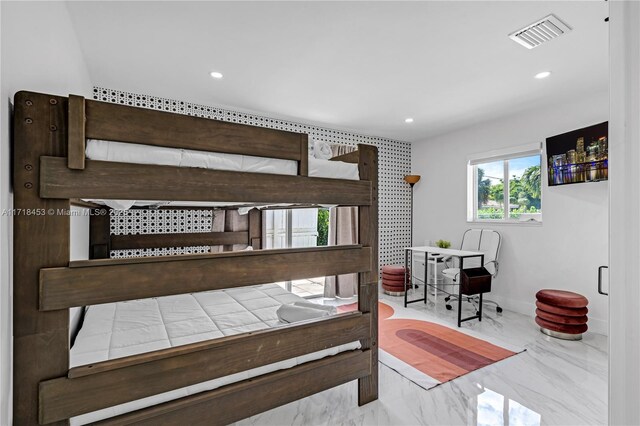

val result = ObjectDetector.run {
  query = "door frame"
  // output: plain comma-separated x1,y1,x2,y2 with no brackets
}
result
609,1,640,424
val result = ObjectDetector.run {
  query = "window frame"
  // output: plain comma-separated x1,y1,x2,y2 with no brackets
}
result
263,208,325,298
467,143,543,225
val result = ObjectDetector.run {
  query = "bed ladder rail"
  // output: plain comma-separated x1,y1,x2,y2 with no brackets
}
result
39,156,371,206
66,94,310,174
38,312,371,424
39,245,372,310
93,349,372,426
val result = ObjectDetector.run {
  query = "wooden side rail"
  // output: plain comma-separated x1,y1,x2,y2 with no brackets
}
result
81,97,308,164
39,156,371,206
39,313,370,424
39,245,372,310
93,349,372,426
110,231,249,250
100,206,262,254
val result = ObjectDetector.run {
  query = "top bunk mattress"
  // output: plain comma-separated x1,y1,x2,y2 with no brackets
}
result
85,139,360,210
86,139,360,180
70,283,360,424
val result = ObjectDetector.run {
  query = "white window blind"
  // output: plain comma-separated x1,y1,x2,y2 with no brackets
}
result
468,142,542,165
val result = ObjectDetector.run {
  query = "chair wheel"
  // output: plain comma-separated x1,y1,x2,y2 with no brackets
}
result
496,307,503,313
445,304,452,310
476,311,480,316
444,296,450,302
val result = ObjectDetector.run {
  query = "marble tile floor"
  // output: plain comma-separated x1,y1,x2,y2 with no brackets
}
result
236,291,608,426
276,277,326,298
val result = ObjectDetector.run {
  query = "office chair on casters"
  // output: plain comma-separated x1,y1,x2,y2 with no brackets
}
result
442,229,502,313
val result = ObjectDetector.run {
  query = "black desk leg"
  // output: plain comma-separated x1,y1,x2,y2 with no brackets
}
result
423,257,427,304
457,257,464,327
404,249,408,308
478,254,485,321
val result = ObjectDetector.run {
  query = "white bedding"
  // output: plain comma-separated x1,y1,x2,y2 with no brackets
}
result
70,284,360,425
85,139,360,210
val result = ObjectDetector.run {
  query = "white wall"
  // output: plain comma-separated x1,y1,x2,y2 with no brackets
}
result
412,90,609,335
609,1,640,423
0,2,92,424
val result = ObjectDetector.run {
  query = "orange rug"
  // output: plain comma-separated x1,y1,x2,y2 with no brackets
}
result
338,301,522,389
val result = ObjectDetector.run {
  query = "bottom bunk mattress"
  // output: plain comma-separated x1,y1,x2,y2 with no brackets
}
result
70,283,361,425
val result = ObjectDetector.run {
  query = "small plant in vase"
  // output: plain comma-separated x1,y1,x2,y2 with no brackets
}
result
435,239,451,249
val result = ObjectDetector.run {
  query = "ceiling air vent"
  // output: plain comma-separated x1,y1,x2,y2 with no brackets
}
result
509,14,572,50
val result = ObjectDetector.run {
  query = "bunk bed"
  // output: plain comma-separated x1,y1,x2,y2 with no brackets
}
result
13,91,379,425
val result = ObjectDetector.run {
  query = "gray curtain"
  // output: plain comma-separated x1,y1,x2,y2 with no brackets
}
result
324,143,359,298
324,207,359,298
209,210,250,253
331,143,356,157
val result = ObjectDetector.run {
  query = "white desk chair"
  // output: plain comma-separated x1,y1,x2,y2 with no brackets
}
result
442,229,502,313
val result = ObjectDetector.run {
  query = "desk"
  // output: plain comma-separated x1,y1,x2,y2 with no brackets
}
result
404,246,485,327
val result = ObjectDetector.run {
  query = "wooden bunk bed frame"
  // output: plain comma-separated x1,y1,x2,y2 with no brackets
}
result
13,91,378,425
89,207,263,259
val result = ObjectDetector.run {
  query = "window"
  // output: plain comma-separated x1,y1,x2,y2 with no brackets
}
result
468,144,542,223
264,208,328,297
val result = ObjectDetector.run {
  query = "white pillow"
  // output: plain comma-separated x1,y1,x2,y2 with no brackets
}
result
313,139,333,160
307,136,315,157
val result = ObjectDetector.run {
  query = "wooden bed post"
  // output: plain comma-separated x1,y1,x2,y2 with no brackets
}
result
299,134,309,176
89,208,111,259
13,91,71,425
67,94,86,170
248,208,262,249
357,144,378,405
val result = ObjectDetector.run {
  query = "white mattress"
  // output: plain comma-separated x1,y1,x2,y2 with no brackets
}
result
85,139,360,210
70,284,360,425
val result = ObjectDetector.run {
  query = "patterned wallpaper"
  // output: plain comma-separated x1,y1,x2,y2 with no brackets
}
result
94,87,412,268
110,209,213,259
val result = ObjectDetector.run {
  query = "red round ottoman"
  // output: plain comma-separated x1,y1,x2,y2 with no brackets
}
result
381,265,410,295
535,289,588,340
382,265,409,275
382,272,410,282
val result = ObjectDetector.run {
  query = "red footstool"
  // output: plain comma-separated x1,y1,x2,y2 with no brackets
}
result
381,265,410,295
535,289,588,340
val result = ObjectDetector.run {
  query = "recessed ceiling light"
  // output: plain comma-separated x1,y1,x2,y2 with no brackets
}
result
535,71,551,79
210,71,223,79
405,118,414,123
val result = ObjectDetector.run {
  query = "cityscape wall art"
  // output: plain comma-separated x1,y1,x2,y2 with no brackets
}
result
546,121,608,186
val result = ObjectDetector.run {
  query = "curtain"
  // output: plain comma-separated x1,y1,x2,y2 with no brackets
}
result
324,143,359,298
209,210,250,252
331,143,356,157
324,207,359,298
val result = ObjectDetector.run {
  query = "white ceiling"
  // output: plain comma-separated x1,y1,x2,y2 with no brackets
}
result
66,1,609,143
